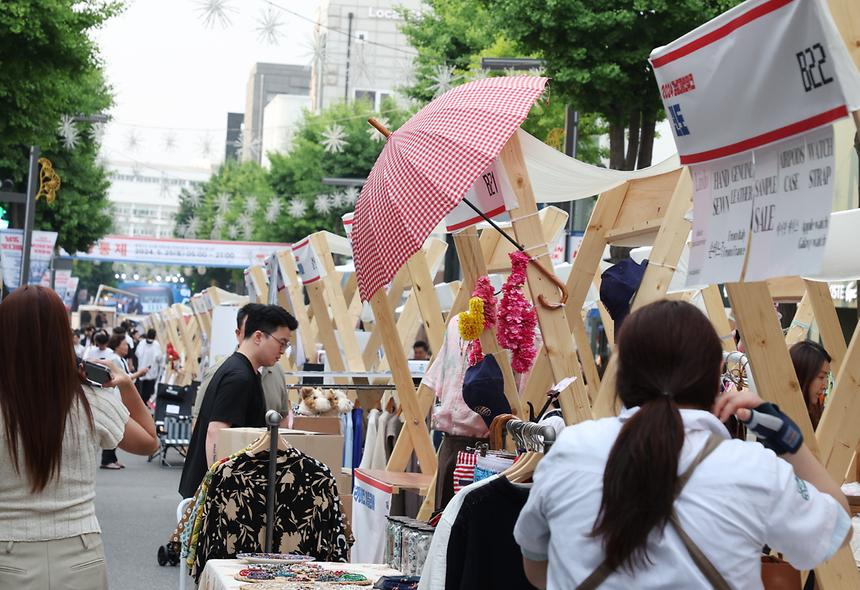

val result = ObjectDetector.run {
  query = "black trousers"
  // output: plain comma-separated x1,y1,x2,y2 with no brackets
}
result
137,379,156,404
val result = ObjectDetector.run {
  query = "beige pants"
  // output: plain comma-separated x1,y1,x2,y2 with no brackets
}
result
0,532,107,590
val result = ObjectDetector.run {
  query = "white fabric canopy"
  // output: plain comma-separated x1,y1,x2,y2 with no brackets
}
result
517,129,682,203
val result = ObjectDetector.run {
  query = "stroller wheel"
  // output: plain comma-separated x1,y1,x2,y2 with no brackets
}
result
157,545,168,566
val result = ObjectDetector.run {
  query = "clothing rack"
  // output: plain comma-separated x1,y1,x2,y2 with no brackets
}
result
506,419,556,453
264,410,281,553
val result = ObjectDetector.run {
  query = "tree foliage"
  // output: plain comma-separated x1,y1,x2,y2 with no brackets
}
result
399,0,607,166
485,0,741,169
0,0,120,251
174,100,414,248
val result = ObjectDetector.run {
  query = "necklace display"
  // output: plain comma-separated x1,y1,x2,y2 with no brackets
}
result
234,562,371,585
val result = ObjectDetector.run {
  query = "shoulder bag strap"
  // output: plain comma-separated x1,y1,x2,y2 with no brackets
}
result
576,434,728,590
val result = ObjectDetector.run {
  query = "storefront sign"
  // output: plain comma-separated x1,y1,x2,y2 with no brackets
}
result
292,238,325,285
445,159,518,232
67,235,289,269
0,229,58,291
650,0,860,165
62,277,79,309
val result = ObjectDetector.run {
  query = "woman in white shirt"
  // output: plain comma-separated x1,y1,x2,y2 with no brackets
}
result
515,299,851,589
0,286,159,590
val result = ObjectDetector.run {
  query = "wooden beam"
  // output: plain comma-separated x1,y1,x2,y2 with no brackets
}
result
499,132,591,424
804,279,847,373
785,292,814,346
726,282,819,454
277,250,318,360
369,289,438,474
701,285,734,353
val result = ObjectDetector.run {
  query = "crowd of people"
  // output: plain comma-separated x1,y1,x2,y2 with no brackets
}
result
0,285,851,589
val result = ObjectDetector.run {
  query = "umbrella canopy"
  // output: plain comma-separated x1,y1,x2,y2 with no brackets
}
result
352,76,549,301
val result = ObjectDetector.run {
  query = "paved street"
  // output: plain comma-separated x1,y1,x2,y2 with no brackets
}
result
95,449,185,590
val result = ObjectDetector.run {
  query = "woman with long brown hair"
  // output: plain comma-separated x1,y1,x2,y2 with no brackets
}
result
0,286,158,589
514,300,850,589
789,340,832,430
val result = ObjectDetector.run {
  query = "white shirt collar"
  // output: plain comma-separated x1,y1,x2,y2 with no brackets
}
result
619,406,731,439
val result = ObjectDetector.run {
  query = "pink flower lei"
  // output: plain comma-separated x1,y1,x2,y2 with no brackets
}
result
497,251,537,373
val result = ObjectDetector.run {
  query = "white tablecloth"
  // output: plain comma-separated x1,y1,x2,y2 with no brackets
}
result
198,559,402,590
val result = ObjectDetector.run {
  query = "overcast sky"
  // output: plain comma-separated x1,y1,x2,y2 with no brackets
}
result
93,0,675,174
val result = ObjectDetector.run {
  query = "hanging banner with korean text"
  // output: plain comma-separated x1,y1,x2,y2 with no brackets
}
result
445,159,518,232
649,0,860,165
292,238,325,285
0,229,58,292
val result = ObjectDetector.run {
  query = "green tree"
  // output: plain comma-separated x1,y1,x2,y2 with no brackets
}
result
0,1,120,251
399,0,607,166
487,0,740,169
262,99,413,243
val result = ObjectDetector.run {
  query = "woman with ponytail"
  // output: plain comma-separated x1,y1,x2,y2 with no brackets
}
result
514,300,850,589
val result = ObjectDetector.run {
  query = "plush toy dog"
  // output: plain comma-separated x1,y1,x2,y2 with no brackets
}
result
296,386,354,416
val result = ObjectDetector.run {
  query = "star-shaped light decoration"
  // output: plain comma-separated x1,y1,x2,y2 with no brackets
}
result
468,68,490,81
314,194,332,215
162,132,177,152
234,131,261,159
236,213,253,239
320,124,347,153
288,198,307,219
185,217,200,238
264,198,282,223
503,67,520,78
186,189,202,209
527,67,544,77
57,115,79,150
175,223,187,238
199,133,213,158
212,214,226,232
215,192,231,212
90,121,106,143
244,196,259,216
131,163,142,179
342,186,359,206
126,130,141,152
226,224,239,240
428,64,457,97
255,8,284,45
329,191,344,209
159,174,172,198
196,0,236,29
304,29,325,67
210,226,222,240
367,117,389,142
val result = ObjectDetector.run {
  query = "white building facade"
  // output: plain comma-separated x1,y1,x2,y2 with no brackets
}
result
105,161,210,239
311,0,423,112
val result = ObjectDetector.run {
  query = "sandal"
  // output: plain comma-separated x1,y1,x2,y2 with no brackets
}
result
100,463,122,470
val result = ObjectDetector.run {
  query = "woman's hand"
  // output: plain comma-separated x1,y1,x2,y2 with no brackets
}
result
91,359,131,389
713,385,766,422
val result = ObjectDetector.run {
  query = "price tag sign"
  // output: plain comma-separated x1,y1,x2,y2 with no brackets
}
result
745,126,834,280
292,238,325,285
445,159,518,232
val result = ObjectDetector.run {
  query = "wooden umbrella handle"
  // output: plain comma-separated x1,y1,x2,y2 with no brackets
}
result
368,118,391,138
529,258,569,310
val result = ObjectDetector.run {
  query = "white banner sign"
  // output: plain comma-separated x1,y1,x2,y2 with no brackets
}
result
266,253,286,306
292,238,325,285
0,229,58,291
745,126,834,280
445,159,518,232
62,277,79,308
68,235,289,269
243,269,258,303
342,212,354,243
687,126,837,286
650,0,860,165
351,470,392,564
40,269,73,300
687,152,756,286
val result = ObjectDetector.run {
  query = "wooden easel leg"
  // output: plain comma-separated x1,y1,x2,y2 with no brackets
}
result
804,279,847,373
785,292,815,346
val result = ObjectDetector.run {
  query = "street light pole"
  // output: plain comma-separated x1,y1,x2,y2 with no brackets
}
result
20,146,40,288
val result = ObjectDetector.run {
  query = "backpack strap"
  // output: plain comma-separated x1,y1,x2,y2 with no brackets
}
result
576,434,729,590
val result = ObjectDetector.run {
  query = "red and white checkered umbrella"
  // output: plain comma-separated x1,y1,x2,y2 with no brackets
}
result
352,76,548,301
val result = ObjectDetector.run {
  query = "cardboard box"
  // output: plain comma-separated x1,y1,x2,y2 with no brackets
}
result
218,427,344,475
335,469,353,497
290,416,343,435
